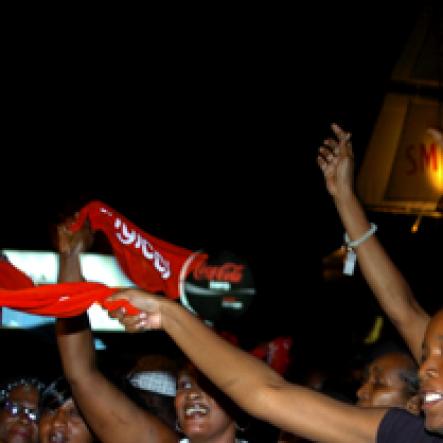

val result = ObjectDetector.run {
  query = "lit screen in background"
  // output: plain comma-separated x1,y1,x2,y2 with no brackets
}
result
1,250,135,331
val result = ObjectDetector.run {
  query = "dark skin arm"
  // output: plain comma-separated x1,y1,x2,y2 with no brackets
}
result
55,217,177,443
108,289,388,443
317,123,430,362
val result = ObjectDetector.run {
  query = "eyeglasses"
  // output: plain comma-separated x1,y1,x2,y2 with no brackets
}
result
3,401,39,422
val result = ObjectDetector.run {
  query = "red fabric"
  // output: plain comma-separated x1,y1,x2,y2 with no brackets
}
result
0,199,208,318
0,255,138,317
250,336,293,375
70,201,207,300
0,281,139,317
0,259,35,289
0,249,291,372
219,329,292,375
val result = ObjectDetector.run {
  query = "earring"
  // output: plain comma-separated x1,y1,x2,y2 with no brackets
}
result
176,420,183,434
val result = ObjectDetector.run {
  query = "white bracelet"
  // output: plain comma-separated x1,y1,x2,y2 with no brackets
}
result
342,223,377,276
344,223,378,249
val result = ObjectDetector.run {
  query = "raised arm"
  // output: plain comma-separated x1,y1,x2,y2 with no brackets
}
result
317,123,430,361
55,218,176,443
56,216,92,283
108,289,387,443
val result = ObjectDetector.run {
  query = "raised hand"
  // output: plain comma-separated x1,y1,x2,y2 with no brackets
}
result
317,123,354,198
56,215,94,256
107,288,164,331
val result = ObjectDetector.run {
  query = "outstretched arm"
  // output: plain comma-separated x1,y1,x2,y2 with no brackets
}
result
317,123,430,361
109,289,386,443
56,218,176,443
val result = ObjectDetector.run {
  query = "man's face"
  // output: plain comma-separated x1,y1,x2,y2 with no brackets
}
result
419,309,443,435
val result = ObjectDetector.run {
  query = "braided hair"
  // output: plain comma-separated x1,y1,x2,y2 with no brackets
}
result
0,376,46,407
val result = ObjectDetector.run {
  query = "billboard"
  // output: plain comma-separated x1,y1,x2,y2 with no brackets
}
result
357,0,442,217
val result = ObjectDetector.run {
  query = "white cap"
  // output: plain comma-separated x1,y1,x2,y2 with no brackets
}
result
128,371,176,397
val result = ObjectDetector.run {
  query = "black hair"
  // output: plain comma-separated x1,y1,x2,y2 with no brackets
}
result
40,377,100,443
0,376,46,406
399,368,420,396
40,377,72,411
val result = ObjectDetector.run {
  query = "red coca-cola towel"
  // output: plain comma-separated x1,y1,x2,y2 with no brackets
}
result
70,201,207,300
0,280,138,317
0,254,137,316
0,253,290,373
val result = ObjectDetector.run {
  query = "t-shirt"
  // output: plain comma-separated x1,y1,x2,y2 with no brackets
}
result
377,408,442,442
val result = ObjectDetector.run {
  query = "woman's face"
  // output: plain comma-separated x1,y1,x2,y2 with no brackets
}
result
0,384,39,443
38,398,94,443
174,366,236,441
356,353,414,408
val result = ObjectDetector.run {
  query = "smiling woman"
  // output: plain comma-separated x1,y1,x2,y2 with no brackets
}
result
174,362,248,443
56,312,250,443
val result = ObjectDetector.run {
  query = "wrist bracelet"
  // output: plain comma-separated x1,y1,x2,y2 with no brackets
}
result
344,223,378,249
343,223,377,276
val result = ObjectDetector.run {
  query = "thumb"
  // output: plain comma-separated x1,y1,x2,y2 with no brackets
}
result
107,289,131,302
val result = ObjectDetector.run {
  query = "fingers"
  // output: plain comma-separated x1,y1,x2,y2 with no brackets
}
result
318,146,334,161
56,224,73,253
107,289,130,303
323,137,339,152
108,306,127,321
330,123,353,155
317,154,327,171
331,123,351,143
317,123,354,175
319,123,353,159
109,307,148,333
317,145,338,168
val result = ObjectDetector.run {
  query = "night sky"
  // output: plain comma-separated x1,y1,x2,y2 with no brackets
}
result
3,2,425,252
2,2,440,381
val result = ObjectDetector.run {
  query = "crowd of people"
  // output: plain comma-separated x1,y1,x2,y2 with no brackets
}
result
0,124,441,442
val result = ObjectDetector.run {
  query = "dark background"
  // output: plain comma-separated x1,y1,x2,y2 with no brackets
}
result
2,2,441,386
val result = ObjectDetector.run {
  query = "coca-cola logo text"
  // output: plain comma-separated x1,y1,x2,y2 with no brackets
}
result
193,262,245,283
